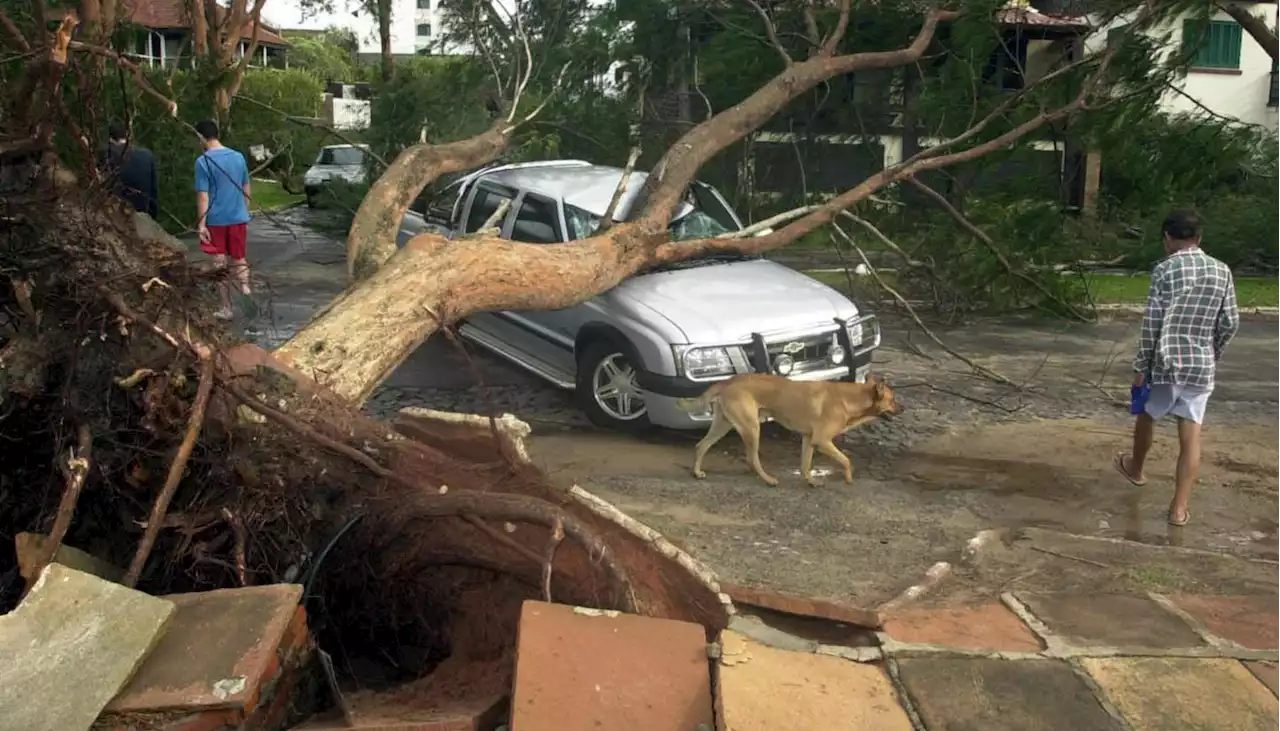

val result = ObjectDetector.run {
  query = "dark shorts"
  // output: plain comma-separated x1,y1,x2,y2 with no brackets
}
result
200,222,248,261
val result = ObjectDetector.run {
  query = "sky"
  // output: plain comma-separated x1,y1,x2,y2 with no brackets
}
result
263,0,349,31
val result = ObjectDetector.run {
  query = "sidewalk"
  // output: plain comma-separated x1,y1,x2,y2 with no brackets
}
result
718,591,1278,730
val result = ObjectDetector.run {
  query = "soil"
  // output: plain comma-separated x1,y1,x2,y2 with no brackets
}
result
235,210,1279,614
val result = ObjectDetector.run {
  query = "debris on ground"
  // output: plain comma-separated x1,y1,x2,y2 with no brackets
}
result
0,565,176,731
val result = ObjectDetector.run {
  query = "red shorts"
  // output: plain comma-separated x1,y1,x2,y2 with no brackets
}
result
200,223,248,260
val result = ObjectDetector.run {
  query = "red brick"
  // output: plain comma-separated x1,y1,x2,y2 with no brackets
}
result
883,603,1043,652
105,584,304,715
1171,595,1279,650
721,582,883,629
511,600,713,731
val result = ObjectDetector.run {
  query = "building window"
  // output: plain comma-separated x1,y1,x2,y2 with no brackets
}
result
416,0,430,7
1181,19,1243,70
416,23,432,38
1269,57,1278,108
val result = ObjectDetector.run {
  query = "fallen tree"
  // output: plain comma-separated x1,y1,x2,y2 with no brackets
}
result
1,0,1167,718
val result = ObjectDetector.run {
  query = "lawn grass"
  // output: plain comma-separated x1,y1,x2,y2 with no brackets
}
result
1084,273,1279,308
804,269,1279,309
249,178,304,212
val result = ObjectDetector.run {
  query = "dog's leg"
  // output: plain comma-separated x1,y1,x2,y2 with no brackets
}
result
739,421,779,487
692,412,734,480
816,438,854,484
800,435,821,487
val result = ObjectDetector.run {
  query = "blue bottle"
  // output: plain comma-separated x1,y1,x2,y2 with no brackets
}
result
1129,383,1150,416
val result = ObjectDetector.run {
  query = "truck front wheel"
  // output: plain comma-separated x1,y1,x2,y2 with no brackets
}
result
576,340,651,430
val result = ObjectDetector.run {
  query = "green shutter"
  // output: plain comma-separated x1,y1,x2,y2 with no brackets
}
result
1182,19,1243,69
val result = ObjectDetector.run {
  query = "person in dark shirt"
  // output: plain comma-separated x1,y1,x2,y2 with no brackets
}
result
101,120,159,218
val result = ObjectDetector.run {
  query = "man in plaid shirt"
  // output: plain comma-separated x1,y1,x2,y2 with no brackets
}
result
1114,210,1239,527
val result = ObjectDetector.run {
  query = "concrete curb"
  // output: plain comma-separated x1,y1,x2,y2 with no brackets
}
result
1094,303,1279,322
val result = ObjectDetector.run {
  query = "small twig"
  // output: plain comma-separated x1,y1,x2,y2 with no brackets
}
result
597,146,640,233
461,513,544,566
34,425,92,581
124,355,215,587
541,519,564,602
831,222,1018,387
907,176,1092,322
742,0,793,65
1030,545,1111,569
234,94,389,169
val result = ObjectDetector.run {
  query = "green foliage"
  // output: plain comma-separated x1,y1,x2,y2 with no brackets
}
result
283,28,362,84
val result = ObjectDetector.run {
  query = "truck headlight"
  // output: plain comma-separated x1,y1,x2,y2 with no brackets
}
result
678,346,735,379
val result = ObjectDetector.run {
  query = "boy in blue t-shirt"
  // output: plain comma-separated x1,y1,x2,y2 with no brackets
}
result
194,119,253,320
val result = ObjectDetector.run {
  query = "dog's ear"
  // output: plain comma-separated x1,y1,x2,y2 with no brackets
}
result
874,379,887,397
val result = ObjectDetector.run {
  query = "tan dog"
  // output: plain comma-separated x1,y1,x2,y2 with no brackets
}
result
675,373,902,487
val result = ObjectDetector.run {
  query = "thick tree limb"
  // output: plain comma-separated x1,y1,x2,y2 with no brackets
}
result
226,0,268,101
1216,1,1278,60
124,354,215,587
346,121,515,282
821,0,854,56
906,176,1093,322
632,8,957,226
596,146,640,233
70,41,181,119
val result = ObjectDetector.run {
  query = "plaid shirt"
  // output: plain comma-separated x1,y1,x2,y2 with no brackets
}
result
1134,247,1239,389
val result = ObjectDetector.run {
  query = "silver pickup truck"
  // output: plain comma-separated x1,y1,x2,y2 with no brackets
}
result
398,159,882,430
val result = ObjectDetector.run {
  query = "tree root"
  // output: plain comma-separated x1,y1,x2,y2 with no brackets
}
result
124,354,215,587
33,424,92,583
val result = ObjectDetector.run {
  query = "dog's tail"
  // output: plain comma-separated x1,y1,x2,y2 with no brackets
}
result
675,380,729,412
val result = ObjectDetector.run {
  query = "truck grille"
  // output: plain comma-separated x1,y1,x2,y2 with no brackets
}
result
765,333,835,374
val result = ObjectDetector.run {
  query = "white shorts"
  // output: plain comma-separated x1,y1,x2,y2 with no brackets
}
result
1144,383,1212,424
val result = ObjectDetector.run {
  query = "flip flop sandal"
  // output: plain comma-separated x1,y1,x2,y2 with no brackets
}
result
1168,510,1190,527
1113,453,1147,486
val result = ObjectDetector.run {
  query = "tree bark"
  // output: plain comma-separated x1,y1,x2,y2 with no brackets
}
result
1217,2,1278,61
378,0,393,82
276,224,653,403
346,121,515,281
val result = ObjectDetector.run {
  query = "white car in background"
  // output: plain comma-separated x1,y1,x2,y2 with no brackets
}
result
303,144,370,207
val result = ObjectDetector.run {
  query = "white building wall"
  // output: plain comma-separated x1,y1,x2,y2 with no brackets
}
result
1088,2,1278,131
351,0,452,56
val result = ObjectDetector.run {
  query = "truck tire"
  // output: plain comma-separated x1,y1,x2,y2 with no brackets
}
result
576,339,651,431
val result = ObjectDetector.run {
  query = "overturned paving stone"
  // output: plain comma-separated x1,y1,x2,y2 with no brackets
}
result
882,602,1042,653
1169,595,1279,650
0,564,176,731
15,532,123,583
511,601,713,731
1082,657,1279,730
102,583,306,727
716,629,911,730
1017,593,1204,649
896,657,1122,731
720,582,883,629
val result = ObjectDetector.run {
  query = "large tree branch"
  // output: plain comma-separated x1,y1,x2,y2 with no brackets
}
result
743,0,793,66
226,0,267,100
1216,1,1278,60
821,0,853,56
0,8,29,51
631,8,957,227
345,121,515,282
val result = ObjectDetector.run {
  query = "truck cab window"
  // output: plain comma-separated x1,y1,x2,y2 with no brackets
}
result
464,185,515,234
510,194,563,243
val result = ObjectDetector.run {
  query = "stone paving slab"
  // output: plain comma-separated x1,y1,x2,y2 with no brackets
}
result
882,602,1042,653
715,629,912,731
511,601,713,731
1016,593,1205,649
1243,661,1278,696
1082,657,1279,730
106,583,304,714
1170,595,1279,650
0,564,176,731
895,657,1122,731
